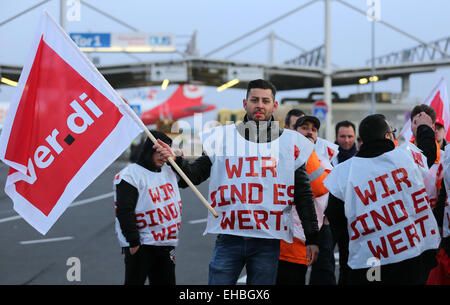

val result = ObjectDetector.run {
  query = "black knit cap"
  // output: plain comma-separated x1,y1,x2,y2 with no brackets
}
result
136,130,172,170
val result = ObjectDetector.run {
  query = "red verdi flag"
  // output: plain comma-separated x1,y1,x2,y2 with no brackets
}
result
0,11,143,234
400,78,450,142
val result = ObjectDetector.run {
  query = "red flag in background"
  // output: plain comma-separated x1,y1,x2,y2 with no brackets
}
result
0,11,144,234
400,78,450,142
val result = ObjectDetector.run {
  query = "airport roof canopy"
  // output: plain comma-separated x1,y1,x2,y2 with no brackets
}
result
2,57,449,91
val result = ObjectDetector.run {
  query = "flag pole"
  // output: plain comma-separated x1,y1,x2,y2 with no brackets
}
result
44,10,217,218
143,128,218,218
118,103,218,218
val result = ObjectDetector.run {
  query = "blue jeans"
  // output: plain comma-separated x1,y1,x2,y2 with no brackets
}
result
208,234,280,285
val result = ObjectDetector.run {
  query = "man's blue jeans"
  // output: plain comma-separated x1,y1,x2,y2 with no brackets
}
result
208,234,280,285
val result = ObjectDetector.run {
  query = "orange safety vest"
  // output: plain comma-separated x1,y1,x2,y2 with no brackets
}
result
305,151,329,198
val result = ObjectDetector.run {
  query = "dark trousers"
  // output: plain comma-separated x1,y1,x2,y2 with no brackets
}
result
348,250,437,285
310,224,337,285
124,245,176,285
276,259,308,285
329,225,351,284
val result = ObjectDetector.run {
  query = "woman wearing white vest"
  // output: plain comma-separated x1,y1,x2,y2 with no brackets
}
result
114,130,183,285
325,113,440,284
155,79,319,285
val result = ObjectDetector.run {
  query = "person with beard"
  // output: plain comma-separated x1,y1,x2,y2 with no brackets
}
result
327,120,358,284
114,130,184,285
325,113,440,285
333,120,357,166
155,79,319,285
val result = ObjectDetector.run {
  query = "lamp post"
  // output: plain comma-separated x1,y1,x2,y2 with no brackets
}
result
370,14,376,114
60,0,66,30
324,0,333,141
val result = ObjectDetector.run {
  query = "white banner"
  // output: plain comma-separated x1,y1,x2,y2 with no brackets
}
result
324,143,440,269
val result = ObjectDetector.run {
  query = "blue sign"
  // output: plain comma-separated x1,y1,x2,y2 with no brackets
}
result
313,107,327,121
69,33,111,48
130,104,141,117
313,101,328,121
148,34,172,46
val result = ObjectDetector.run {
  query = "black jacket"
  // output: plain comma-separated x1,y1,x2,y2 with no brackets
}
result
173,115,319,246
433,142,450,256
325,125,438,284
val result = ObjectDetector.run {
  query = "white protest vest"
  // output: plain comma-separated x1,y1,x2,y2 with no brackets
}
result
291,141,333,242
443,146,450,238
291,192,328,242
315,137,339,164
113,163,182,247
324,143,440,269
424,149,444,209
202,124,314,242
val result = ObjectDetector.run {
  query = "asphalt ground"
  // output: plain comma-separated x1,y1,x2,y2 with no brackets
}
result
0,160,218,285
0,160,338,285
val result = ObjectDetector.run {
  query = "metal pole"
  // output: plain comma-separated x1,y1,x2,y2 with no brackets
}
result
273,33,307,52
371,16,375,114
60,0,66,31
204,0,319,58
324,0,333,141
336,0,450,58
0,0,51,28
224,35,268,59
80,0,139,32
269,31,275,64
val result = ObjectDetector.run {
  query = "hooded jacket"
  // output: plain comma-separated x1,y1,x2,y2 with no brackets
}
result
115,131,174,247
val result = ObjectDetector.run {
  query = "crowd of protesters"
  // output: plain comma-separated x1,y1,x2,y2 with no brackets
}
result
115,79,449,285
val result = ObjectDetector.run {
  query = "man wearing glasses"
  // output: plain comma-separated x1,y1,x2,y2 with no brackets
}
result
324,113,440,284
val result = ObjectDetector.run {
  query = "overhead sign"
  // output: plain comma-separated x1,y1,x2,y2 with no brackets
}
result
69,32,176,52
313,100,328,121
69,33,111,48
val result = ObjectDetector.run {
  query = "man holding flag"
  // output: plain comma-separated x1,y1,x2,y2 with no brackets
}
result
156,79,320,285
